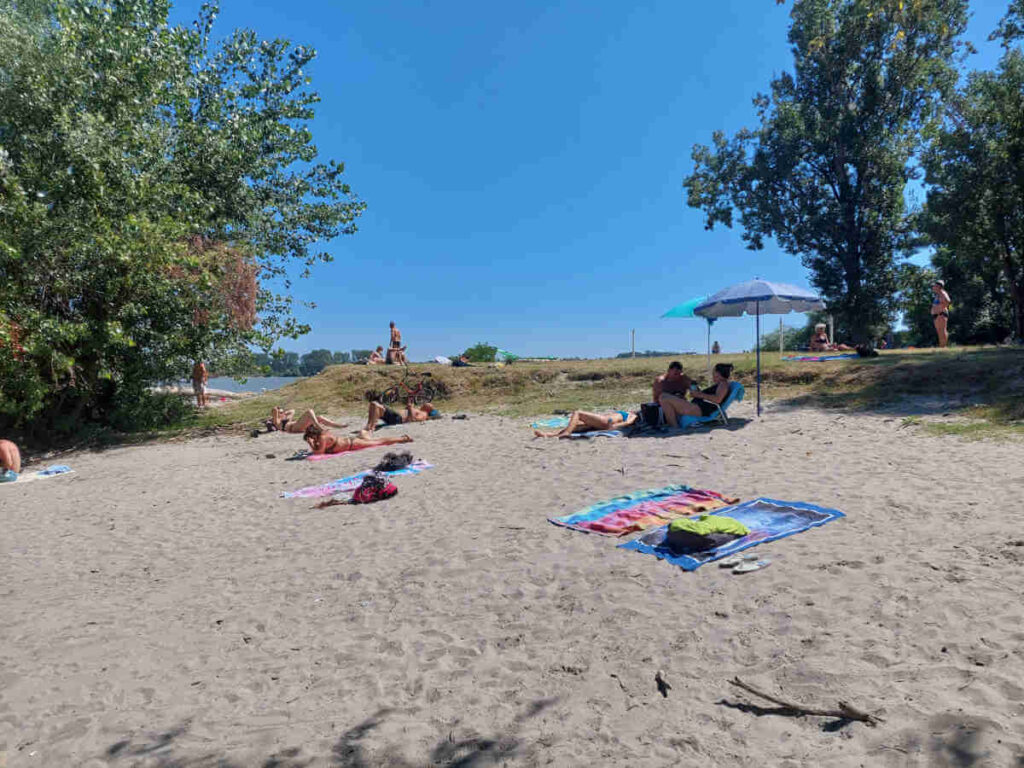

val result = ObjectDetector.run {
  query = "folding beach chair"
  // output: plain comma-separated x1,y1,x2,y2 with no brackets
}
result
678,381,745,428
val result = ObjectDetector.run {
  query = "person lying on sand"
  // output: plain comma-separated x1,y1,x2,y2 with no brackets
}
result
658,363,733,428
368,346,385,365
809,323,854,352
361,399,441,435
268,406,347,434
533,409,637,438
304,424,412,456
0,438,22,482
653,361,693,403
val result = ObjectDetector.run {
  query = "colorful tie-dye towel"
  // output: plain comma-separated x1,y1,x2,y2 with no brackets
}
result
281,460,433,499
549,484,740,537
620,497,845,570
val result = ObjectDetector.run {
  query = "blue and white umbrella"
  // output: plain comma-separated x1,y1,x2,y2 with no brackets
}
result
694,279,825,416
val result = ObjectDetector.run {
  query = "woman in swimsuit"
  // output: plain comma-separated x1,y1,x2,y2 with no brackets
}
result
533,409,637,438
931,279,951,347
304,424,413,455
659,363,734,428
809,323,854,352
268,407,347,434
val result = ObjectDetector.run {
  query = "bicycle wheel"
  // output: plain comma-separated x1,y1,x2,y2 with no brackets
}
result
379,385,402,406
415,381,439,405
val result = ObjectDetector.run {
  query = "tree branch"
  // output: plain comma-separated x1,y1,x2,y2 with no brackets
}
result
728,677,883,726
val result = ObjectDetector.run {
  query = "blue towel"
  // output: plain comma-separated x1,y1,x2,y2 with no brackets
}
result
619,497,844,570
568,430,623,439
531,416,570,429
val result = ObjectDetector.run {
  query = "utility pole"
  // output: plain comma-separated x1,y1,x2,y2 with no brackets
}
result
631,329,635,358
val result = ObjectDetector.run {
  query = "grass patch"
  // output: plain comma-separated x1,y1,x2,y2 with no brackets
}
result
188,346,1024,439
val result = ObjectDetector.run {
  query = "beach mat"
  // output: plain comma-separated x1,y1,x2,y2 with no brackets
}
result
782,353,858,362
282,460,433,499
549,484,739,537
619,497,845,570
568,430,622,439
0,465,74,486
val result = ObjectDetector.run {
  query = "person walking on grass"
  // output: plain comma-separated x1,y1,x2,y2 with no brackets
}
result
931,280,951,348
191,360,209,408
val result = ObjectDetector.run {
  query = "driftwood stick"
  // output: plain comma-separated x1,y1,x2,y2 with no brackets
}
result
729,677,883,726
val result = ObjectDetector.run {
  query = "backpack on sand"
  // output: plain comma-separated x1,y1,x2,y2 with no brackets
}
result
351,472,398,504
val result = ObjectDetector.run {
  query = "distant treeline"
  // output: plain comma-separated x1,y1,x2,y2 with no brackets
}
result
615,350,690,358
236,350,374,378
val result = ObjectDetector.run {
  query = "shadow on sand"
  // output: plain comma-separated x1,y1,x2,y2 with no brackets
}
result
100,698,560,768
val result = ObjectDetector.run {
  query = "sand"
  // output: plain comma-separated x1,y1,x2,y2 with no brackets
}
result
2,398,1023,767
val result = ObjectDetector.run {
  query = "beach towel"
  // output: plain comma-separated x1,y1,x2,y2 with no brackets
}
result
531,416,570,429
0,465,74,486
568,430,622,439
306,442,399,461
281,460,433,498
782,353,858,362
620,497,844,570
549,484,740,537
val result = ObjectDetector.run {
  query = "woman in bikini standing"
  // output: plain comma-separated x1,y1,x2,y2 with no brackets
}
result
931,279,951,348
303,424,413,456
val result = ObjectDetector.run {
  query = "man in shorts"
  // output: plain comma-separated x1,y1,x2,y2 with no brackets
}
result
191,360,209,408
652,361,693,404
361,398,441,435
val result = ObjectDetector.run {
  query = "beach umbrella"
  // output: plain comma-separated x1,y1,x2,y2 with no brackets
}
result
661,295,716,378
694,279,825,417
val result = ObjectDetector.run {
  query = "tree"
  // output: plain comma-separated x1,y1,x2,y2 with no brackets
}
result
350,349,373,363
332,350,351,364
685,0,969,342
462,342,497,363
0,0,364,433
922,4,1024,341
299,348,333,376
270,351,300,376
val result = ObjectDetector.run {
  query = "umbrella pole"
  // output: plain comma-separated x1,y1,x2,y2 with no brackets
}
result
756,301,761,417
706,320,712,380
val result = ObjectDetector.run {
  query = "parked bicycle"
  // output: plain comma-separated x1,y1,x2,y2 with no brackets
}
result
367,370,446,406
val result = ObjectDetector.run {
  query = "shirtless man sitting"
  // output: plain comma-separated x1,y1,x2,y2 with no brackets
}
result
0,438,22,482
361,399,441,436
652,361,693,404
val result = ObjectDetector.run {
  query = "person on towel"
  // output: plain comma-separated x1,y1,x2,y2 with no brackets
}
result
659,363,733,428
268,407,347,434
304,423,412,456
361,399,441,435
533,409,637,439
0,439,21,482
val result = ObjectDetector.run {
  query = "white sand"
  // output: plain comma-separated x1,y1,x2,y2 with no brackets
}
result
2,399,1023,766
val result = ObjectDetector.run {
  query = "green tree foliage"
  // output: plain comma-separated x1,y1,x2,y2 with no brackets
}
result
462,342,497,363
0,0,364,434
332,350,351,364
350,349,374,363
299,348,333,376
685,0,969,342
921,5,1024,342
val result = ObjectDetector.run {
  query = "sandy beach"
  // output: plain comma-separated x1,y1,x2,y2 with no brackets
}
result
3,397,1023,766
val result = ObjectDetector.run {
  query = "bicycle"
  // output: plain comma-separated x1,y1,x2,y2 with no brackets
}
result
369,370,445,406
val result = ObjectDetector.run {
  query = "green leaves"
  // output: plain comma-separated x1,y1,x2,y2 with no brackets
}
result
684,0,970,341
0,0,363,434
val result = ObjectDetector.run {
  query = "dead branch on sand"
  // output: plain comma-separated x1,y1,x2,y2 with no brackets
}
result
728,677,883,727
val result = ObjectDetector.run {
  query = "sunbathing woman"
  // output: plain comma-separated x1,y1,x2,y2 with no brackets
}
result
809,323,854,352
304,424,412,456
533,409,637,438
362,399,441,434
268,406,347,434
0,438,21,482
659,363,734,428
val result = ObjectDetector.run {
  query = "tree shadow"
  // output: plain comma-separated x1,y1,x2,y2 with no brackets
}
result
99,698,559,768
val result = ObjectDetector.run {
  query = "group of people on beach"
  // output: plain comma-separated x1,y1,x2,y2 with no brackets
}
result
533,361,735,438
367,322,407,365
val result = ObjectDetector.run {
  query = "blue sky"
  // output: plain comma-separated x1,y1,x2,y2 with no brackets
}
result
171,0,1009,358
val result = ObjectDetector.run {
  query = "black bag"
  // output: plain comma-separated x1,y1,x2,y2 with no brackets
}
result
373,451,414,472
640,402,662,427
665,529,741,553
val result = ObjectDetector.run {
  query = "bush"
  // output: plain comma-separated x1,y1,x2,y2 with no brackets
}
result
463,342,497,363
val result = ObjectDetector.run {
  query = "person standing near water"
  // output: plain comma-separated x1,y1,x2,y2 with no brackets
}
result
191,361,209,408
931,280,951,348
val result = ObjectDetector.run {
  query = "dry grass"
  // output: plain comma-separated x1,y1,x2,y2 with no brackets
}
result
192,346,1024,439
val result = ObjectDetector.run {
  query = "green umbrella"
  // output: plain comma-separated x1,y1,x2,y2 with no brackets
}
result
662,296,716,377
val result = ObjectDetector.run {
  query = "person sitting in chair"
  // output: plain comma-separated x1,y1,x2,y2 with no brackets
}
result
361,399,441,435
533,409,637,439
659,363,734,428
653,361,693,403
